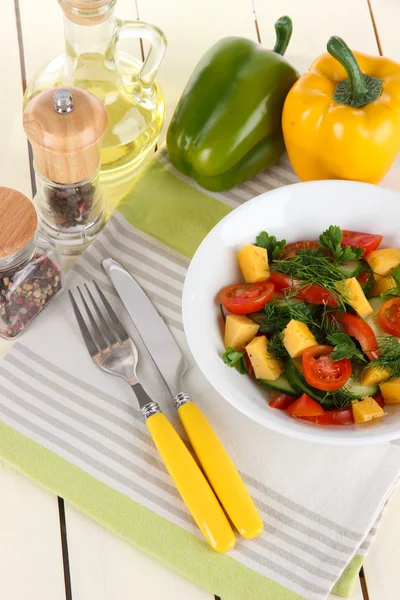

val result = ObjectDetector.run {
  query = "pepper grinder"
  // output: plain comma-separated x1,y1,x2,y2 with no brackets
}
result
23,87,108,254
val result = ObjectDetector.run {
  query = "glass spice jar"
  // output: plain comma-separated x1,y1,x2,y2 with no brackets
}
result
23,87,108,255
0,187,62,339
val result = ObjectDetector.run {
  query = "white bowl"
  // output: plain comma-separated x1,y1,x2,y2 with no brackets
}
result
182,180,400,445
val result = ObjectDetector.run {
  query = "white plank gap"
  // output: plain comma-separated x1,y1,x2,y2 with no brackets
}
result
65,503,212,600
253,0,379,73
0,460,66,600
368,0,400,60
136,0,258,138
362,482,400,599
0,4,66,600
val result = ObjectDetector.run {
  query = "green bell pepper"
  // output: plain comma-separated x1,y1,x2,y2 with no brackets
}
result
167,17,299,192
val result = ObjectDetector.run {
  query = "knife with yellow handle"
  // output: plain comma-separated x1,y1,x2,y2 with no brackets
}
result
103,258,263,539
145,408,236,552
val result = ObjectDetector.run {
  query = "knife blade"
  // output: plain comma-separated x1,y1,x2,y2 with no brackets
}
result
102,258,185,398
103,257,264,540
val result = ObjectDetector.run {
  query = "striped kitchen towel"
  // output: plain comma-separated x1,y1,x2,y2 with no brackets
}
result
0,148,399,600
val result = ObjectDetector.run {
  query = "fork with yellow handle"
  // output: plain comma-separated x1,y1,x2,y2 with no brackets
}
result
103,258,264,545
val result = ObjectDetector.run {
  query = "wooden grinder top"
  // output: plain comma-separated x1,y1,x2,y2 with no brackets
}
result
23,87,108,185
58,0,114,26
0,187,37,259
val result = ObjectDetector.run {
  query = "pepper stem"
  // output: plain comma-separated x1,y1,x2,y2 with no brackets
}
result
273,16,293,56
328,36,383,108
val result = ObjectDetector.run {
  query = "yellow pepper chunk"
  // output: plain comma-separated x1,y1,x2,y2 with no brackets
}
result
237,244,269,283
224,314,259,351
380,378,400,404
245,335,284,380
366,248,400,277
282,319,318,358
352,396,385,424
369,275,397,298
335,277,373,318
360,365,391,386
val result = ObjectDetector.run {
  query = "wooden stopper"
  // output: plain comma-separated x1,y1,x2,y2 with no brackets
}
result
23,87,108,185
0,187,37,258
58,0,113,26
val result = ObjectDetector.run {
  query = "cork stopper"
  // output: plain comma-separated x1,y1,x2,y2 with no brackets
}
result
23,87,108,185
0,188,37,258
58,0,115,26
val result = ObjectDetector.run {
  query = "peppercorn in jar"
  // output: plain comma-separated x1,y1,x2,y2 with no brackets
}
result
0,187,62,339
23,87,108,255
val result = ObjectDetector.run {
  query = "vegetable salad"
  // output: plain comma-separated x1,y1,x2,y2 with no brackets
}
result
220,226,400,426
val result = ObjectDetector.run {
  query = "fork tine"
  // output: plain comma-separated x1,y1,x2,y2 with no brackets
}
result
84,283,118,346
93,280,129,343
68,290,99,357
77,286,109,352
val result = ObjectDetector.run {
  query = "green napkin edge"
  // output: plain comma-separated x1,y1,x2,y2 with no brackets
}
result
0,157,363,598
0,419,309,600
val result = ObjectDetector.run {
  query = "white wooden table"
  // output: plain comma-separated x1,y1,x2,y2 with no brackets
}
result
1,1,399,599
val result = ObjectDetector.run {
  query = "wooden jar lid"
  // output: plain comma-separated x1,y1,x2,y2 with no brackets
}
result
58,0,114,26
0,187,37,259
23,87,108,185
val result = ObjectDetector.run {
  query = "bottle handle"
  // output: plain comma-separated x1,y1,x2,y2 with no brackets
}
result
116,19,167,88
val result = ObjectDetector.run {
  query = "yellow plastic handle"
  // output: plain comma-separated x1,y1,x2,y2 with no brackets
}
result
146,412,235,552
178,402,263,539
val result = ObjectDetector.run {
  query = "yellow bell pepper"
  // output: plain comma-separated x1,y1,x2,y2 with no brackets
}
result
282,37,400,183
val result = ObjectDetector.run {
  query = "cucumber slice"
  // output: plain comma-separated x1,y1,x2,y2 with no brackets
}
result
285,359,325,401
340,260,363,278
369,296,385,312
344,378,378,398
248,311,265,326
259,375,297,395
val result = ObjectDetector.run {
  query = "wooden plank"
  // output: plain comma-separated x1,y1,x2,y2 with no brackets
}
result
362,484,400,600
60,1,250,598
65,503,213,600
368,0,400,60
0,4,66,600
254,0,379,73
0,460,66,600
136,0,257,133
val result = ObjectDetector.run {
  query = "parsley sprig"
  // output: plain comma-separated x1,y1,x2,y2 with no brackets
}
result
222,347,249,374
327,332,365,362
319,226,364,262
255,231,286,260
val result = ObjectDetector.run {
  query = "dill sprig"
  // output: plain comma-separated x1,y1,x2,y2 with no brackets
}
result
380,287,400,299
321,388,355,410
271,248,347,309
257,296,319,334
267,332,289,361
371,336,400,379
319,304,344,336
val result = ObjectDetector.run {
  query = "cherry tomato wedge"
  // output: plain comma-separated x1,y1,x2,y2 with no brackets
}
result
219,282,274,315
340,230,383,256
300,407,354,426
330,311,380,360
378,298,400,336
269,393,298,410
302,345,352,391
356,270,374,295
269,272,338,307
374,393,385,409
287,394,325,417
279,241,319,259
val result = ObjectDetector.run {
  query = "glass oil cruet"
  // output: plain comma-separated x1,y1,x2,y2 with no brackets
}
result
24,0,167,202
